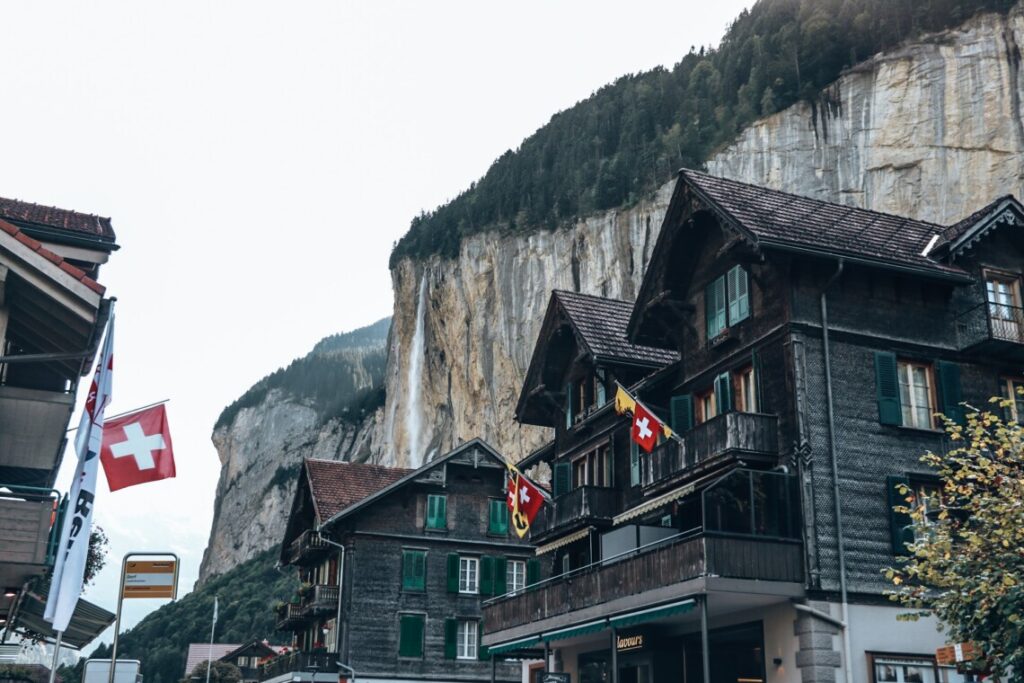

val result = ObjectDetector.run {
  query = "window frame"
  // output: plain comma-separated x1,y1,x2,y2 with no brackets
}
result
506,559,526,594
1000,376,1024,421
696,388,716,424
897,360,938,430
401,548,427,592
867,651,970,683
705,265,751,342
458,556,479,594
456,620,478,660
734,364,758,413
487,498,509,535
426,494,447,530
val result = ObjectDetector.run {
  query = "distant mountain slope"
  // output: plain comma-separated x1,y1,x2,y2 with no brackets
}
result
390,0,1017,266
199,318,392,582
61,551,295,683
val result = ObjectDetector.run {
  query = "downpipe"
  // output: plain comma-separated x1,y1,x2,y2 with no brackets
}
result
317,529,348,675
821,258,853,683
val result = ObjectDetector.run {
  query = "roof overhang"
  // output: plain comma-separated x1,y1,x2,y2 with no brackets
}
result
946,196,1024,258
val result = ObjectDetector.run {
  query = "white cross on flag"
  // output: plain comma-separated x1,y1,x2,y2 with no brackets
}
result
100,404,176,491
630,401,663,453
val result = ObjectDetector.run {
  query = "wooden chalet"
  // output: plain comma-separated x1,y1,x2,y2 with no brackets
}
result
268,440,538,683
482,170,1021,683
0,197,117,648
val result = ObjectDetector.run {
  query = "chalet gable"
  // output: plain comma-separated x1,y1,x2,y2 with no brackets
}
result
937,195,1024,259
515,290,678,427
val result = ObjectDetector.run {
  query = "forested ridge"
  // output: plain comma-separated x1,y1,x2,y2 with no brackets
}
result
215,318,389,430
390,0,1017,265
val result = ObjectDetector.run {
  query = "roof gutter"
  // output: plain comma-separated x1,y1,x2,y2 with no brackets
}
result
761,240,971,283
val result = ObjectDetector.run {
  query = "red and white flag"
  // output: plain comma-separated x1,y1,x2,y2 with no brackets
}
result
630,401,664,454
100,404,176,491
506,466,546,538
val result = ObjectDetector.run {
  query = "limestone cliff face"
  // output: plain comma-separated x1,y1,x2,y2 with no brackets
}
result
382,182,675,468
198,325,389,583
707,6,1024,221
382,4,1024,468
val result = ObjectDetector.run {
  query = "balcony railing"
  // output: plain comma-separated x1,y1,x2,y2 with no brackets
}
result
483,531,802,635
642,412,778,488
301,585,339,618
275,603,304,631
0,486,61,587
957,301,1024,349
531,486,617,538
259,652,338,681
286,530,330,566
0,385,75,476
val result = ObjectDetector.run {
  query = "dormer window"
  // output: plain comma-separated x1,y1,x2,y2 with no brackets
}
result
985,271,1023,342
706,265,750,341
565,371,608,427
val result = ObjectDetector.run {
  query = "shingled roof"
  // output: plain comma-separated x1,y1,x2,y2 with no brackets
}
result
305,459,412,524
553,290,679,366
680,170,969,279
0,196,115,242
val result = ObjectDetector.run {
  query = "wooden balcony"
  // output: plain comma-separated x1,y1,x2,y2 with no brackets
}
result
301,584,339,618
286,530,330,567
0,487,59,592
957,302,1024,360
483,533,802,635
0,385,74,481
259,652,339,681
275,602,305,631
530,486,617,541
643,412,778,489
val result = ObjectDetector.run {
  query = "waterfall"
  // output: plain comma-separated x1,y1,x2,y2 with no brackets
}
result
405,274,428,468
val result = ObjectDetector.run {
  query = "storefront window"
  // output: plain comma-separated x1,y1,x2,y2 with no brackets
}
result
871,655,972,683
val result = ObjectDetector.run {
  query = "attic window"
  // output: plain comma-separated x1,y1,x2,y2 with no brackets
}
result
705,266,749,341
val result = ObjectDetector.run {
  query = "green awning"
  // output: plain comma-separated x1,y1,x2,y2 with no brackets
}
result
609,599,697,629
488,635,541,654
542,619,608,642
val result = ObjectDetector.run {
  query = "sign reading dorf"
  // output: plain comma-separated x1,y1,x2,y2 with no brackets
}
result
123,560,177,599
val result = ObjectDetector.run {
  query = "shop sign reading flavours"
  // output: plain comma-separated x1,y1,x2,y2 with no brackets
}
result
616,632,645,653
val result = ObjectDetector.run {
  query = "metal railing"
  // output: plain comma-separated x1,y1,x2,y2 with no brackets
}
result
287,529,330,565
301,584,339,617
957,301,1024,348
274,602,304,630
531,486,617,536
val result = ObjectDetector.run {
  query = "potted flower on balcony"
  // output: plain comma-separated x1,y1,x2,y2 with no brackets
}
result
297,582,313,599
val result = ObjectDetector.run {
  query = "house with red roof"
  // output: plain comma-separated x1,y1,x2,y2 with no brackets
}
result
266,440,537,683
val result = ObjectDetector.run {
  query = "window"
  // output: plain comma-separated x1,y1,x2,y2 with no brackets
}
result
488,499,508,534
705,266,750,341
735,365,758,412
566,372,607,426
398,613,425,658
869,654,971,683
426,494,447,530
696,388,716,424
506,559,526,593
456,620,478,659
572,443,613,488
1001,377,1024,421
898,361,935,429
986,272,1023,341
458,556,478,594
401,549,426,591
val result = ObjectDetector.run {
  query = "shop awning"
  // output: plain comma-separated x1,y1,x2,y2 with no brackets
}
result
535,527,592,555
542,619,608,643
613,464,739,525
487,635,542,654
609,599,697,629
15,590,114,650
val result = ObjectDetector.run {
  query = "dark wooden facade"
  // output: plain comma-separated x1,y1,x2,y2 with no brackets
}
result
273,440,538,683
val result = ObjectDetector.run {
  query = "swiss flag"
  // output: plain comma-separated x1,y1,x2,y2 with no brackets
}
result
100,404,176,492
630,402,662,454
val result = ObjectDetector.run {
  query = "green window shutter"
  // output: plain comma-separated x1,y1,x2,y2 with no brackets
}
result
874,352,902,425
629,440,640,487
935,361,964,424
446,553,460,593
715,372,733,414
398,614,424,657
526,559,540,586
444,618,457,659
887,475,914,555
728,266,750,324
402,550,425,591
670,394,693,433
553,462,571,498
488,499,508,534
478,622,488,661
706,276,727,339
427,495,448,529
493,556,507,595
565,382,575,429
480,555,494,596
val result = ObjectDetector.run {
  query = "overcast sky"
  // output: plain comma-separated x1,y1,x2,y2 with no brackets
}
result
0,0,751,652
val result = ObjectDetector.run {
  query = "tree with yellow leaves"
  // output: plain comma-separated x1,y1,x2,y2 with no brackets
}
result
884,397,1024,679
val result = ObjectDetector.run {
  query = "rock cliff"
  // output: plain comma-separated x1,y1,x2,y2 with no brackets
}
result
381,4,1024,468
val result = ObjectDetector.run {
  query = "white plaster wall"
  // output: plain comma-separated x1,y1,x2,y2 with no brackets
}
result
844,603,948,683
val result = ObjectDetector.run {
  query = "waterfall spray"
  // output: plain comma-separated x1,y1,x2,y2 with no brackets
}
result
405,274,428,468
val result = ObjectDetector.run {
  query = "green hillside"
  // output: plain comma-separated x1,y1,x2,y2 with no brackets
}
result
60,550,296,683
215,317,390,431
390,0,1016,265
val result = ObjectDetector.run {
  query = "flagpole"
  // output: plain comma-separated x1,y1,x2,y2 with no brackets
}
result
65,399,170,433
205,596,217,683
46,632,63,683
